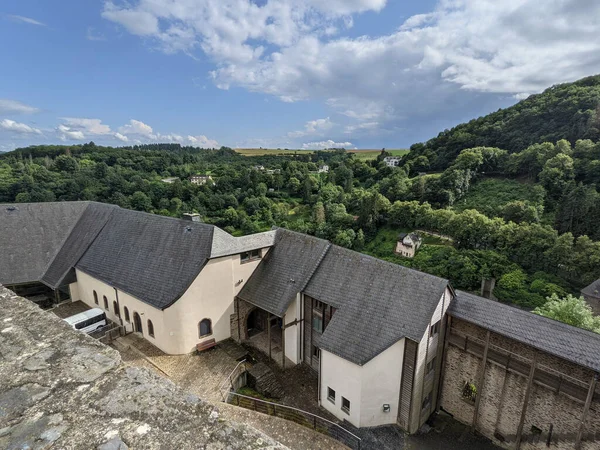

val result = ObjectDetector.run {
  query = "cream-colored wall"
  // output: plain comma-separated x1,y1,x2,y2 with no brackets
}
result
320,349,362,426
75,268,170,351
75,246,270,355
284,295,301,364
69,282,80,301
360,339,405,427
320,339,405,428
163,247,271,354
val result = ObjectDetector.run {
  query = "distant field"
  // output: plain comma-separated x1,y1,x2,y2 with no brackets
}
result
235,148,409,160
234,148,312,156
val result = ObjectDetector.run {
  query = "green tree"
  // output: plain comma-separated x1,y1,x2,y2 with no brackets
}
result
533,294,600,333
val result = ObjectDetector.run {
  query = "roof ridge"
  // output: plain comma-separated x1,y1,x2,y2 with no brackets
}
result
43,203,118,288
39,203,97,284
299,242,332,293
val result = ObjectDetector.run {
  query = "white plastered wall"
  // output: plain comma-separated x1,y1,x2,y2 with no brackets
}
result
74,247,270,355
283,294,302,364
320,338,405,428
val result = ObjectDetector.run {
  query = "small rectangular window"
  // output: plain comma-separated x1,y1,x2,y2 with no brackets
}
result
312,310,323,333
312,345,320,359
341,397,350,414
240,249,261,263
430,320,440,337
426,357,436,375
422,392,432,411
327,387,335,404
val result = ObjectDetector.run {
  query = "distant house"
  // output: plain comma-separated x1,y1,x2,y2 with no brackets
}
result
581,279,600,315
318,165,329,173
253,165,265,171
395,232,422,258
383,156,402,167
161,177,179,184
266,169,281,175
189,174,213,185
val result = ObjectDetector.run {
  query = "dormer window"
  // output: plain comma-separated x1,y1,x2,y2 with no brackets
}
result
240,249,261,263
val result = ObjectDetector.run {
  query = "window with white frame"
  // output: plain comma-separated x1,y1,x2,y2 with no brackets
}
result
341,397,350,414
327,387,335,403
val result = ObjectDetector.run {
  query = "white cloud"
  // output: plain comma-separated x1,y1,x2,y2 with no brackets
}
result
102,2,159,36
103,0,600,137
114,132,129,142
288,117,333,138
0,119,42,134
119,119,155,137
57,124,85,141
61,117,112,135
86,27,107,41
7,15,46,26
117,119,218,147
302,139,355,150
187,135,219,147
0,99,40,115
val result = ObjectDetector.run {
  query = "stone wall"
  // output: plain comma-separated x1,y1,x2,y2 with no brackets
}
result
441,317,600,450
230,297,258,342
0,286,285,450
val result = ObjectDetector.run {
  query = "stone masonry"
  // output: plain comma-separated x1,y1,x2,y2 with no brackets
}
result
0,286,286,450
440,317,600,450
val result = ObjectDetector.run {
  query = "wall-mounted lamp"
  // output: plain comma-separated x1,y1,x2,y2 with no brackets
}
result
383,404,390,413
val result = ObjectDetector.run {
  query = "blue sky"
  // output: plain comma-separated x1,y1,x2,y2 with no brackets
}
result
1,0,600,151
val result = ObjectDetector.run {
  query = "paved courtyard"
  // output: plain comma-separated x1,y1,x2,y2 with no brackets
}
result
112,334,499,450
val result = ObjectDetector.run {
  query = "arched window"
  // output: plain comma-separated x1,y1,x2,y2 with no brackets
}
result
113,301,120,317
124,306,130,322
147,320,155,338
93,291,98,305
199,318,212,337
133,312,142,334
103,295,108,310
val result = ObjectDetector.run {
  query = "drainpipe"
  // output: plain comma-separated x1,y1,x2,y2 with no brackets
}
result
113,287,123,327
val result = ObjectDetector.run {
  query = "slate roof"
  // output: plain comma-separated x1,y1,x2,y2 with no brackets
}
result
211,228,277,259
237,229,330,316
581,279,600,299
0,202,90,285
77,208,215,309
306,246,449,365
449,291,600,372
41,202,117,288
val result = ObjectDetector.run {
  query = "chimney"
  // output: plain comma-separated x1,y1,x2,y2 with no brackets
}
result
182,213,202,222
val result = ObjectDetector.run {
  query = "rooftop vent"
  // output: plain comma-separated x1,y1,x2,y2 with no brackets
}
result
183,213,202,222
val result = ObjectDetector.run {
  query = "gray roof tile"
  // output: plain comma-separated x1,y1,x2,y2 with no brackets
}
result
307,246,448,365
449,291,600,372
42,202,117,288
237,229,330,316
77,208,214,309
211,228,276,258
581,279,600,299
0,202,90,285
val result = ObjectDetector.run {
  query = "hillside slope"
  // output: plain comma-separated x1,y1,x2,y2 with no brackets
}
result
409,75,600,170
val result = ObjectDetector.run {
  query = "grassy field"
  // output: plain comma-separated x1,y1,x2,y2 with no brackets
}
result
234,148,409,160
234,148,312,156
454,177,545,215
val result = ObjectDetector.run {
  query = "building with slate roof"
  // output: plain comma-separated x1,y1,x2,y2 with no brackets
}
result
1,201,599,447
581,278,600,315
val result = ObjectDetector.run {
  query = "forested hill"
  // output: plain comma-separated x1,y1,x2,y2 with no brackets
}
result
408,75,600,170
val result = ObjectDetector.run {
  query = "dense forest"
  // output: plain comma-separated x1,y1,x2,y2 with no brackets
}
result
405,75,600,170
2,75,600,331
